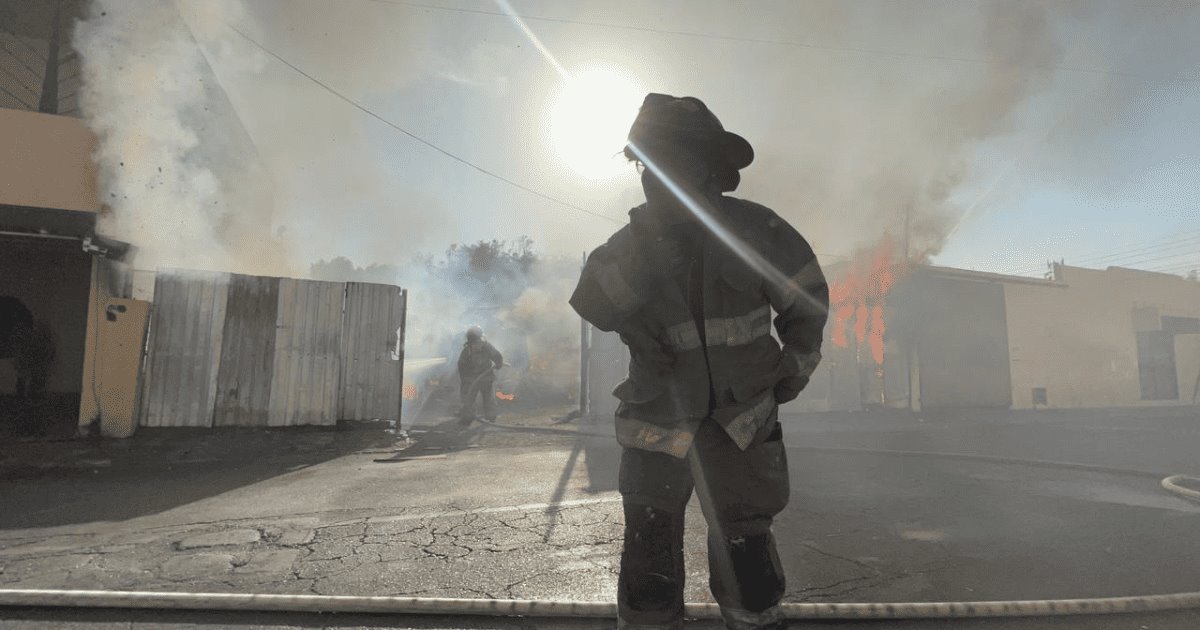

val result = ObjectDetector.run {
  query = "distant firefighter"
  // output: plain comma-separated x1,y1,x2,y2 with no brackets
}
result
456,325,503,424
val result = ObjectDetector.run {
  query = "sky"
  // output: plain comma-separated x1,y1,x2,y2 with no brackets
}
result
73,0,1200,279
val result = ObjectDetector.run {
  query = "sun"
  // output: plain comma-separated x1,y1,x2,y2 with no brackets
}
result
549,66,644,181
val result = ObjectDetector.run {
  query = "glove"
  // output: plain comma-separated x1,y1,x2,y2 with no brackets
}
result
773,349,820,404
774,375,809,404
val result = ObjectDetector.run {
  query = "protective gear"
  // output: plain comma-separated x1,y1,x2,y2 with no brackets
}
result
578,98,822,629
570,197,828,458
459,371,496,422
465,325,484,341
617,416,790,629
618,504,686,628
457,338,503,421
624,94,753,192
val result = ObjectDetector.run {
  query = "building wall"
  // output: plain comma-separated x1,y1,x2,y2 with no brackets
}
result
912,274,1013,409
1005,266,1200,409
0,108,99,212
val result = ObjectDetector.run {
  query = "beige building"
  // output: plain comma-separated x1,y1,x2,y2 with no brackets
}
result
791,263,1200,413
1005,264,1200,409
1,107,147,439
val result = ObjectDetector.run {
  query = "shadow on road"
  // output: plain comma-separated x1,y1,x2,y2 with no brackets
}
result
0,423,398,531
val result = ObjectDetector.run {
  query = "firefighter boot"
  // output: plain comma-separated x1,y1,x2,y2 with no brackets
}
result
709,532,787,629
618,503,686,629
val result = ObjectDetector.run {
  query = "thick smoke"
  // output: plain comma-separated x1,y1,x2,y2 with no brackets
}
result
73,0,291,274
737,0,1069,260
72,0,437,274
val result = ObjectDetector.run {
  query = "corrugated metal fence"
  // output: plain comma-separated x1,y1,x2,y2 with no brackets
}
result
140,271,406,428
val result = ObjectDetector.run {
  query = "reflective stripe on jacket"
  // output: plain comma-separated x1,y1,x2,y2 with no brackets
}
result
570,196,829,457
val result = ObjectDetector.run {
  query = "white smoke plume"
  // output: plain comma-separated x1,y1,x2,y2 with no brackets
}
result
73,0,291,275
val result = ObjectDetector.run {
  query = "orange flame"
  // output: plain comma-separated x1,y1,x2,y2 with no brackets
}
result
828,233,906,365
402,383,418,400
496,392,515,401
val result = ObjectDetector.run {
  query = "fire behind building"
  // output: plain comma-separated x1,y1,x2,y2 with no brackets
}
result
585,238,1200,415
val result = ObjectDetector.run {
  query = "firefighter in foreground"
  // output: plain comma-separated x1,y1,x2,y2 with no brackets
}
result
570,94,828,630
456,325,503,424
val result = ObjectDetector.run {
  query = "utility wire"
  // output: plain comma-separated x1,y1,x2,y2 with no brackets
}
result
1145,260,1200,273
1083,242,1200,270
370,0,1200,83
1024,233,1200,273
221,20,623,226
1075,235,1200,269
1001,230,1200,274
1068,230,1200,264
1108,249,1200,270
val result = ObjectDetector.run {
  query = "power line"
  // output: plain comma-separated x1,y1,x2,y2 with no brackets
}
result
1071,232,1200,267
1092,236,1200,268
369,0,1200,83
1145,260,1200,273
1000,230,1200,274
221,20,622,226
1106,249,1200,270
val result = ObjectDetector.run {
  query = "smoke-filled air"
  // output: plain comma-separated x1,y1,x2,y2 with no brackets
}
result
68,0,1197,359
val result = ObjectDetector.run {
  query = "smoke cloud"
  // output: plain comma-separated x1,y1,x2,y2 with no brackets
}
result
735,0,1069,260
73,0,291,274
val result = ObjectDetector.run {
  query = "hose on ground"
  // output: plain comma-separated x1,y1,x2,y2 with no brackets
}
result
2,588,1200,620
475,416,612,437
1162,474,1200,502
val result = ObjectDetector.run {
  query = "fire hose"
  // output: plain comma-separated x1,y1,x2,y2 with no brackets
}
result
2,588,1200,620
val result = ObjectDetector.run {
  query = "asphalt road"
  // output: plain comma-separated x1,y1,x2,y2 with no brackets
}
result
2,407,1199,628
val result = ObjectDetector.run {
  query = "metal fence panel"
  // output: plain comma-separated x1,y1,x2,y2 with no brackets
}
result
140,270,229,428
339,283,404,421
267,278,343,426
212,274,280,427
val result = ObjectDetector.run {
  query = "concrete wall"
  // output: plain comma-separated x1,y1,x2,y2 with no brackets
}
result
0,108,99,212
1005,266,1200,409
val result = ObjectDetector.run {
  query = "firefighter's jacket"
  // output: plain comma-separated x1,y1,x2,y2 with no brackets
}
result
571,196,828,458
458,340,503,380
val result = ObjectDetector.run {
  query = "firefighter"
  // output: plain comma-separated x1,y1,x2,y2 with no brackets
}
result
456,325,503,424
570,94,828,630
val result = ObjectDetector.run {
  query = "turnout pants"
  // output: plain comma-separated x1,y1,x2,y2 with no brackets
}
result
459,373,496,420
618,413,790,630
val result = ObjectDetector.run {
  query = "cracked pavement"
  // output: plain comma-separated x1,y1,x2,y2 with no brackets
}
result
3,408,1200,615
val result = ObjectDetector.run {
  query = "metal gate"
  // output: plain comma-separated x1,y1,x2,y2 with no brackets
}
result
140,272,406,428
339,283,406,422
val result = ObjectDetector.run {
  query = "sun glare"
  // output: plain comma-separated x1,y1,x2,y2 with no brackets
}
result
549,66,644,181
